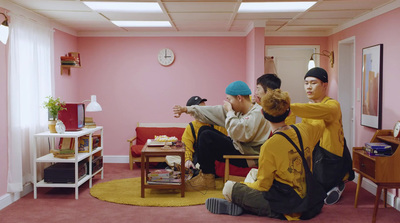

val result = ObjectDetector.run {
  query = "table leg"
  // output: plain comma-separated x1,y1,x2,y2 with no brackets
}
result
181,153,185,197
141,154,145,198
383,188,387,208
373,185,382,223
354,174,363,208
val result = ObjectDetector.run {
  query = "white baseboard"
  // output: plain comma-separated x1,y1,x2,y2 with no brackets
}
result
0,182,32,211
0,194,13,211
103,155,129,163
353,173,400,211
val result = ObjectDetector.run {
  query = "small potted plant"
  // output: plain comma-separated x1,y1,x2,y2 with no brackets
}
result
43,96,66,133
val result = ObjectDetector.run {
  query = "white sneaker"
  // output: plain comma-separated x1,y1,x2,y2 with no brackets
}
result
324,182,345,205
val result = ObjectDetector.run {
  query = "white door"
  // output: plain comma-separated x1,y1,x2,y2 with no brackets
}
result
338,37,356,152
266,46,318,104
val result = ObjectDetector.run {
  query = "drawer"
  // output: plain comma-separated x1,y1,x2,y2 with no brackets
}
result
353,152,375,179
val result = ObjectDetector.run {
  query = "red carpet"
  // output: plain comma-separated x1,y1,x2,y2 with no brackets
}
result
0,163,399,223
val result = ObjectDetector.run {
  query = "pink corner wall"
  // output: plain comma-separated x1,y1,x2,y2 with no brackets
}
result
0,18,8,195
69,36,247,156
330,7,400,146
246,27,265,92
54,30,80,102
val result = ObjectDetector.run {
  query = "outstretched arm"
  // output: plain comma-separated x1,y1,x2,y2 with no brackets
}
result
173,105,188,118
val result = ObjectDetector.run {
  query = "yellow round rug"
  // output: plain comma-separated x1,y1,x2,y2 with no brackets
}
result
90,177,225,207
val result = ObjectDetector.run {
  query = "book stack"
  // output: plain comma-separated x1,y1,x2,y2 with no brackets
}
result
364,142,392,156
147,169,181,185
50,138,75,158
84,117,96,128
60,56,78,66
78,135,101,153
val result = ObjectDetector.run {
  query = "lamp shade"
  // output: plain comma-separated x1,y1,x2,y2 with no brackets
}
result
0,24,9,45
308,59,316,70
86,95,102,112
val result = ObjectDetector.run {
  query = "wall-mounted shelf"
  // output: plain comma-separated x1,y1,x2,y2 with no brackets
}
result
61,65,81,75
60,52,81,75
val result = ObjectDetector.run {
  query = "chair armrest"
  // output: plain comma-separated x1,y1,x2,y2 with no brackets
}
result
127,136,137,143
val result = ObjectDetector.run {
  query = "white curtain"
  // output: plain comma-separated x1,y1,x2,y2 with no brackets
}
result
7,14,54,193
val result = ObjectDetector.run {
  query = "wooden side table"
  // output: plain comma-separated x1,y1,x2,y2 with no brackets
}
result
140,142,185,198
352,129,400,223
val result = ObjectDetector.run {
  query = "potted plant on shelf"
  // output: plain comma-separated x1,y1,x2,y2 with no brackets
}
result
43,96,66,133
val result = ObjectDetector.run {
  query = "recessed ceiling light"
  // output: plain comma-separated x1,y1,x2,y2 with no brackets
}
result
112,21,172,27
238,1,316,13
83,2,163,13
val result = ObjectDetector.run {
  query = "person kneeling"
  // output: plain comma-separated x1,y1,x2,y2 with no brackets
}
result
205,89,326,220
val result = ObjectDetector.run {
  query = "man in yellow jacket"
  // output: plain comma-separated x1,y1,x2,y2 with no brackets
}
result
288,67,354,205
181,96,227,170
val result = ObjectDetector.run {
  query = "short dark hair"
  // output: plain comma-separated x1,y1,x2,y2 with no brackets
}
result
256,74,281,92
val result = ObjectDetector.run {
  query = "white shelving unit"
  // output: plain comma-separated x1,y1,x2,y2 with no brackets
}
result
33,126,104,199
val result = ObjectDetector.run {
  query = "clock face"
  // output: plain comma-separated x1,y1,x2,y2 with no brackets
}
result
394,121,400,138
158,48,175,66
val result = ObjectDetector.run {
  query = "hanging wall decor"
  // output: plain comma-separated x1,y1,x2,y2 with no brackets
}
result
361,44,383,129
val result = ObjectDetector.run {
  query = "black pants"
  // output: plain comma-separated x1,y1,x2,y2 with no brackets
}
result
197,126,248,174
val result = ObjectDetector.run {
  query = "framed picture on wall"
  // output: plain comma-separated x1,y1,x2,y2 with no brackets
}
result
361,44,383,129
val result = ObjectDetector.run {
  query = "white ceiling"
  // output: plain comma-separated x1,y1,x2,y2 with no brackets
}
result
4,0,398,36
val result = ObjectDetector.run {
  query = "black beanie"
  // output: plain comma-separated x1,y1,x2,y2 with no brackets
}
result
304,67,328,83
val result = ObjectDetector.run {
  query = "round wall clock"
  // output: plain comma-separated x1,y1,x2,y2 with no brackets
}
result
393,121,400,138
158,48,175,66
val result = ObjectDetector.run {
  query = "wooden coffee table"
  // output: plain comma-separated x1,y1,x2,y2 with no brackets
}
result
140,142,185,198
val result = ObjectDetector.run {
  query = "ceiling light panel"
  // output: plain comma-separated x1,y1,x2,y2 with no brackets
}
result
164,2,236,13
100,12,169,21
83,2,163,13
112,21,172,27
238,2,317,13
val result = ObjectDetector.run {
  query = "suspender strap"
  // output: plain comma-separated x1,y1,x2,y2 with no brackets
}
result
189,122,196,143
274,125,311,172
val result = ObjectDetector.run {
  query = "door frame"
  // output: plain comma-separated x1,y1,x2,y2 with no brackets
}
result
338,36,356,151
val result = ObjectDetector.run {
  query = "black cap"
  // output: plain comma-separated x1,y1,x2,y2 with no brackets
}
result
304,67,328,83
186,96,207,106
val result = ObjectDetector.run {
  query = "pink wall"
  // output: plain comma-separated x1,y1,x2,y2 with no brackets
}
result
246,27,265,92
0,18,8,195
330,7,400,146
54,30,80,102
72,36,247,156
246,29,255,89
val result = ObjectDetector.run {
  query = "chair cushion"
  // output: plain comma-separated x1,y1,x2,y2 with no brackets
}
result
131,145,144,157
135,127,185,145
214,160,254,178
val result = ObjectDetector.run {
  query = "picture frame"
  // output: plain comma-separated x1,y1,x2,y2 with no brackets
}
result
361,44,383,129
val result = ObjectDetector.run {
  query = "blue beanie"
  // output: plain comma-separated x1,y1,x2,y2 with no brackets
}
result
225,81,251,96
